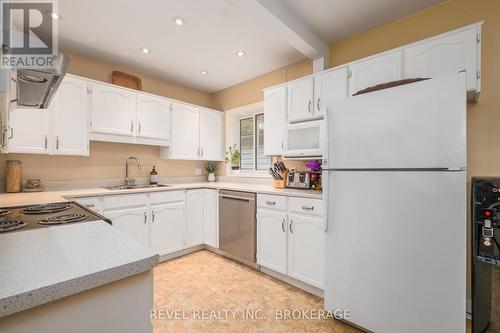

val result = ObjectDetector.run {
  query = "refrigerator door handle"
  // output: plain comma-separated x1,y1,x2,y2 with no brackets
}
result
323,171,329,232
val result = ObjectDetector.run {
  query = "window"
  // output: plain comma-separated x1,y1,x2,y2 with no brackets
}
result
239,113,271,171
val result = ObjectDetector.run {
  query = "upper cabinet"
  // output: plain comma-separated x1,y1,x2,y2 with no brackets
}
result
90,82,136,139
136,93,171,145
314,66,349,117
161,103,223,161
169,102,200,160
199,108,222,161
404,26,480,98
287,77,314,123
8,74,89,156
263,85,287,155
349,50,403,96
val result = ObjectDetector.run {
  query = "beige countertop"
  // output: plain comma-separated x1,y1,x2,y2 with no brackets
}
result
0,182,323,207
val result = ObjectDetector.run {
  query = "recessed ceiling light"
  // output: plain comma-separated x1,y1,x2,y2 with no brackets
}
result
200,70,208,75
140,48,151,54
236,50,246,57
173,16,186,26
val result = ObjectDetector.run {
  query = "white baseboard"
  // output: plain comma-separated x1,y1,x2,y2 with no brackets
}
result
260,267,324,298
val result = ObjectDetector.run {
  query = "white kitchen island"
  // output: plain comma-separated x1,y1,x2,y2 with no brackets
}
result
0,220,158,333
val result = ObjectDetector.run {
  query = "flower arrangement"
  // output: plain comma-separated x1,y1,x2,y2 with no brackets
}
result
305,159,322,172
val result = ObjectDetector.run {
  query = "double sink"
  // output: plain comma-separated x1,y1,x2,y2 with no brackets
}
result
105,184,171,191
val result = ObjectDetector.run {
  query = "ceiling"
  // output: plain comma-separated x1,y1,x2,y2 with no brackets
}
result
55,0,444,93
283,0,444,43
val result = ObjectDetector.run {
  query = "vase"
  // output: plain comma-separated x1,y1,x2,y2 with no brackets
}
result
208,173,216,182
231,165,239,170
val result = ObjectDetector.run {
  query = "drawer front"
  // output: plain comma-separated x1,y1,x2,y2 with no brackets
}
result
75,196,103,214
104,193,148,210
289,197,323,216
257,194,288,210
149,190,185,205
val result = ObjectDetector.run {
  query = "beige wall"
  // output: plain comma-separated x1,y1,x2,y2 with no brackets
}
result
1,50,220,182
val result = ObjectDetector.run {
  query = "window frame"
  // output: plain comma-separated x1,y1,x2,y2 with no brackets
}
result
238,112,271,173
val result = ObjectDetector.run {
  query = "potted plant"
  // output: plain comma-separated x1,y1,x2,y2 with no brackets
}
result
205,162,217,182
225,144,240,170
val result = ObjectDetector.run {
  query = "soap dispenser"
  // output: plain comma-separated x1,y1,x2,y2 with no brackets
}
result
149,166,158,185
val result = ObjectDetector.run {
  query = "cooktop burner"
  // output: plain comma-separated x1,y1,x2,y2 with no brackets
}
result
0,220,27,233
38,213,88,225
22,203,72,215
0,209,10,217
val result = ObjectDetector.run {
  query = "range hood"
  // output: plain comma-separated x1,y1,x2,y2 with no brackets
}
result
15,53,69,109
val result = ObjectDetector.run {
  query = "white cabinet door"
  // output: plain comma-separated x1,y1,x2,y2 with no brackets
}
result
136,94,171,141
170,102,200,160
105,207,149,247
53,76,89,156
203,189,218,248
288,214,325,288
349,50,403,96
314,67,349,117
199,109,222,161
264,86,287,155
186,190,204,247
90,82,136,137
287,77,314,123
404,27,479,92
150,201,186,255
257,209,288,275
8,108,50,154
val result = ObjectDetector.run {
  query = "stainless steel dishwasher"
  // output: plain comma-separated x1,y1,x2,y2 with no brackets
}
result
219,190,256,265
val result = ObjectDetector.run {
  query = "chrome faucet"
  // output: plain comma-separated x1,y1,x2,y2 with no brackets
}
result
125,157,141,187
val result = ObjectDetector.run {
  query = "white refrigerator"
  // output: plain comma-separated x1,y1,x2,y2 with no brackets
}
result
323,74,467,333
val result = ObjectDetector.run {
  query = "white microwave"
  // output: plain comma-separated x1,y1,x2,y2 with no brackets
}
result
283,120,324,159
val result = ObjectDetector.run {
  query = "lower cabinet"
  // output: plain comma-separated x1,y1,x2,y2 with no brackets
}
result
150,201,186,255
186,190,204,247
257,194,324,289
287,214,325,288
105,206,149,247
257,209,288,274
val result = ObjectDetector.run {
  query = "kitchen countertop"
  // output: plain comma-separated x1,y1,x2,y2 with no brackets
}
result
0,220,158,319
0,182,323,207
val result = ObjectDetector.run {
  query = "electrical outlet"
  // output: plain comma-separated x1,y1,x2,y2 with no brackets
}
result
195,168,202,176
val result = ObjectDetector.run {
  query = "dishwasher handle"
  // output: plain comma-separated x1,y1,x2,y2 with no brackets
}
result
219,194,255,202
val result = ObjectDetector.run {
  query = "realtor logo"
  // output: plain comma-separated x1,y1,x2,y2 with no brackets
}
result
1,0,58,69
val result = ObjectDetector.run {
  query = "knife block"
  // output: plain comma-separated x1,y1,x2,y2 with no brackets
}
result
273,171,288,189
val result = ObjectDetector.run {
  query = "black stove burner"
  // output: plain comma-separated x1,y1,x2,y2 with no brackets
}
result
22,203,72,215
0,220,27,233
38,213,88,225
0,209,10,217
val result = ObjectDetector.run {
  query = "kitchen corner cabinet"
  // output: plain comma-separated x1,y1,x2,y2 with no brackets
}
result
105,206,149,247
150,201,186,255
136,93,171,144
287,77,315,123
8,75,89,156
203,189,218,248
263,85,287,155
257,209,288,274
349,50,403,96
287,214,325,288
186,190,204,247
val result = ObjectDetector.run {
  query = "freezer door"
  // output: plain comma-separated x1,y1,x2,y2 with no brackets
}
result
326,74,466,169
324,170,466,333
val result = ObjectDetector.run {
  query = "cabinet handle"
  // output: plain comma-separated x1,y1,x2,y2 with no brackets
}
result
144,212,147,224
197,148,200,158
56,136,59,150
152,211,155,222
289,219,293,233
8,128,13,140
317,98,321,111
302,205,314,211
131,121,134,134
44,135,48,149
308,100,312,114
265,201,276,206
138,121,141,134
201,148,204,158
281,219,285,232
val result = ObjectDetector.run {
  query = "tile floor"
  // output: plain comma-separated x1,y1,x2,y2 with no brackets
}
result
152,250,360,333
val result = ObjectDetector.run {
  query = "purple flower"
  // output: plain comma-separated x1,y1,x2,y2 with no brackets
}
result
306,160,322,171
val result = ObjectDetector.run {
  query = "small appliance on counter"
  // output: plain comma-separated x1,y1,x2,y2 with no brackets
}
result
0,201,112,234
471,177,500,333
286,170,311,189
